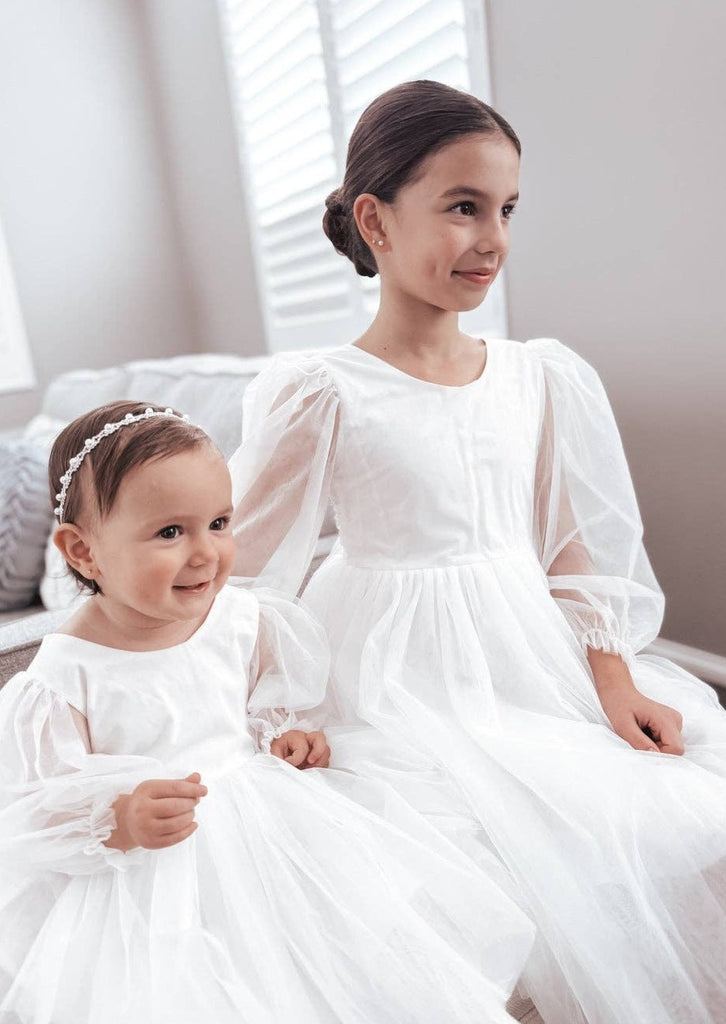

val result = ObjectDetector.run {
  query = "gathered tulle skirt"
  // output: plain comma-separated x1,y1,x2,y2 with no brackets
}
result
0,754,535,1024
304,547,726,1024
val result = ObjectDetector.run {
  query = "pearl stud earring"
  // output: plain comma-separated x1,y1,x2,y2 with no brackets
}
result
374,239,384,247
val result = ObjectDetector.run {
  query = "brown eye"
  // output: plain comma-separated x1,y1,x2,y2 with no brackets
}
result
158,525,180,540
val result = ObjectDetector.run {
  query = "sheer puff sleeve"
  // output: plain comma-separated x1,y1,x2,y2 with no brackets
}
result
246,590,331,753
528,338,665,665
0,675,161,875
229,355,339,597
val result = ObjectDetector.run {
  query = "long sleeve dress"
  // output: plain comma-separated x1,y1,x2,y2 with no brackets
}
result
0,584,535,1024
229,337,726,1024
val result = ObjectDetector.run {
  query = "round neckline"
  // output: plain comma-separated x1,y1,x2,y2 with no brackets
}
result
44,584,227,656
347,338,495,391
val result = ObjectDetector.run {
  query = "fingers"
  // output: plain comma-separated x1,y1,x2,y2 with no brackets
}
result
142,777,208,801
617,710,685,755
305,731,331,768
284,737,309,767
150,822,199,850
648,717,685,756
157,810,197,836
269,737,286,760
126,774,207,849
616,716,660,753
153,796,203,818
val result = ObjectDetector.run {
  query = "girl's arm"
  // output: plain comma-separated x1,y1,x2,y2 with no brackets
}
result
530,339,684,752
229,357,339,597
246,590,331,760
586,647,684,754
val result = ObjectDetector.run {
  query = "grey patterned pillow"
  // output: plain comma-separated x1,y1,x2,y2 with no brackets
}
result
0,440,54,611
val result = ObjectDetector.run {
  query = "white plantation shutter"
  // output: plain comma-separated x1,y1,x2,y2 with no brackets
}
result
0,218,33,393
219,0,507,352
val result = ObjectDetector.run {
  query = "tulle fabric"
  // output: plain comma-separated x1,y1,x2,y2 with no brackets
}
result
0,585,534,1024
229,355,339,595
531,339,665,664
229,339,726,1024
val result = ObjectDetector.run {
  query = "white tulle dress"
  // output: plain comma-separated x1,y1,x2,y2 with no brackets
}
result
229,338,726,1024
0,585,536,1024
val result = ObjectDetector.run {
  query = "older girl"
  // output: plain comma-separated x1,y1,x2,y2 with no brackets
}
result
230,81,726,1024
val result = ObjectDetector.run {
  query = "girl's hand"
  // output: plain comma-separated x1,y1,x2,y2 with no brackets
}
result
586,647,684,755
105,772,207,852
270,729,331,768
598,688,685,755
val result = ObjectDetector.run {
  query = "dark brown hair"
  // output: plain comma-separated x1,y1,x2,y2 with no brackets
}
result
49,400,211,593
323,80,521,277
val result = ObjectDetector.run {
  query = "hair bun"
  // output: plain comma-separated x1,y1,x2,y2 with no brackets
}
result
325,191,346,217
323,188,377,278
323,189,351,256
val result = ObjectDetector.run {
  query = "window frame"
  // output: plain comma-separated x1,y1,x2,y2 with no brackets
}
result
0,217,34,394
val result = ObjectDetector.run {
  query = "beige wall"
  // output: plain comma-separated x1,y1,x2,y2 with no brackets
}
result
486,0,726,655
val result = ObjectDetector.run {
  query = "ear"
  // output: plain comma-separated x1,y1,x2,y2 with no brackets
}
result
54,523,97,581
353,193,389,252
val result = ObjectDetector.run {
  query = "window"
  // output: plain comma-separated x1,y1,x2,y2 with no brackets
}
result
0,218,33,393
219,0,507,352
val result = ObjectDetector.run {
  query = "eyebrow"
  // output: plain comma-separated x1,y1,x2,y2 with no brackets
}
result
441,187,519,202
142,505,234,527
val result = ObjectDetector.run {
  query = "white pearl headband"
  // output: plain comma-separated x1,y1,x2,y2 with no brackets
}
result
54,407,191,523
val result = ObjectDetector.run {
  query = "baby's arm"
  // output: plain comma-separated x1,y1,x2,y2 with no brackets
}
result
587,648,684,755
67,706,208,850
0,677,180,875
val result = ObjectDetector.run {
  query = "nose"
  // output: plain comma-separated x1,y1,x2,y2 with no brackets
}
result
188,531,218,567
475,214,508,257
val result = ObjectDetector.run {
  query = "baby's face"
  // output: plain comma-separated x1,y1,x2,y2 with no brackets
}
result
87,445,236,631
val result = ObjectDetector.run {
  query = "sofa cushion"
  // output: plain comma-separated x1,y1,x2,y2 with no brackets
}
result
0,439,55,611
41,353,272,460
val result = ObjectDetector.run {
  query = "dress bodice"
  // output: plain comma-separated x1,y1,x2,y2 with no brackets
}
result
322,340,545,568
28,587,261,775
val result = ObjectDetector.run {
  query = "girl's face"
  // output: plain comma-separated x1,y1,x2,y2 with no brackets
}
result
86,445,236,633
379,133,520,314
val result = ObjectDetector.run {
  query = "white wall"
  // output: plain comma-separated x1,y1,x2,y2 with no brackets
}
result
0,0,197,429
486,0,726,655
140,0,266,358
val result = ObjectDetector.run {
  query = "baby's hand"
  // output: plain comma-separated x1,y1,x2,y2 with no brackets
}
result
270,729,331,769
304,730,331,768
105,772,207,852
600,689,685,755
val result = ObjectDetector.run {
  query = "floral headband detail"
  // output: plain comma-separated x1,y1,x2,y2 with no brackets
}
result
54,407,191,523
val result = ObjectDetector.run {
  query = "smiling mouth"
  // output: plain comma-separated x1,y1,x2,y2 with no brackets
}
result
453,269,496,284
174,581,212,594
